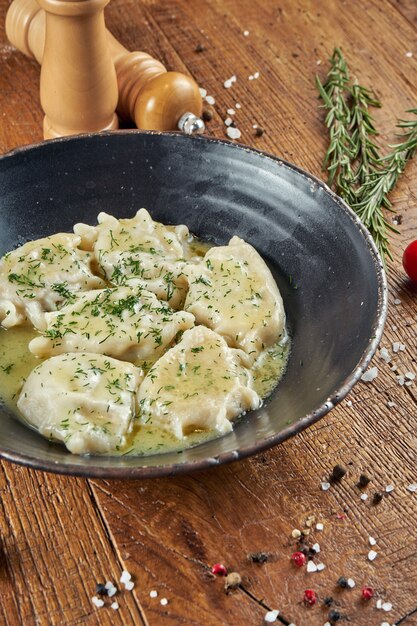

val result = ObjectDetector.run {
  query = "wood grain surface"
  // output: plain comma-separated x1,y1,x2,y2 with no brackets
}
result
0,0,416,625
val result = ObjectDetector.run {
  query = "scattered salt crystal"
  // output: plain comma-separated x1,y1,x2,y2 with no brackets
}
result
385,485,394,493
346,400,353,406
199,88,207,98
205,95,215,105
105,581,115,590
392,342,400,353
368,550,378,561
224,117,233,126
92,596,105,608
226,127,241,140
361,366,378,382
249,75,254,80
150,590,158,598
381,623,391,626
387,401,396,408
407,483,417,492
390,365,398,372
227,108,236,115
307,561,318,573
405,381,413,386
252,124,258,128
405,372,415,380
321,482,330,491
361,493,368,501
316,563,326,571
235,103,241,109
392,325,397,331
394,298,401,305
382,602,392,612
111,602,119,610
376,599,383,609
397,375,405,386
125,581,135,591
399,343,406,351
316,523,324,531
316,59,322,65
224,76,237,89
379,347,390,362
243,30,250,36
405,51,413,57
254,71,260,79
369,536,377,546
347,578,356,588
160,598,168,606
120,570,132,584
108,586,117,597
312,543,320,553
264,610,279,623
291,529,301,538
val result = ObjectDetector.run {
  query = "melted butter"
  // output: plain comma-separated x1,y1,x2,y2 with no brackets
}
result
0,232,290,457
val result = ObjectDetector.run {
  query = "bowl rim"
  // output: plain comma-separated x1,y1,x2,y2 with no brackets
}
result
0,130,388,478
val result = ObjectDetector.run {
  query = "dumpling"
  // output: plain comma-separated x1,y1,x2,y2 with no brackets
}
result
74,209,191,309
17,353,143,454
29,286,195,361
184,236,285,361
137,326,261,439
0,233,105,330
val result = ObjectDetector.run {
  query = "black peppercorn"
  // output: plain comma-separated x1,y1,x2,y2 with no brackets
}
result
373,492,384,504
329,609,341,622
202,108,213,122
331,464,347,481
337,576,348,588
95,583,107,596
255,127,264,137
324,596,334,606
195,43,205,53
358,473,371,487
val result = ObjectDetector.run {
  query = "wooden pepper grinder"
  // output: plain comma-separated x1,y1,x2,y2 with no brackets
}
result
6,0,204,135
37,0,119,139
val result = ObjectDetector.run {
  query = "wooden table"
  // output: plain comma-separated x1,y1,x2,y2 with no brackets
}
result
0,1,416,624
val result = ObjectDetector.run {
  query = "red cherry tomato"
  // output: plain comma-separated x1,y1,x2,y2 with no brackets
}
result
403,240,417,283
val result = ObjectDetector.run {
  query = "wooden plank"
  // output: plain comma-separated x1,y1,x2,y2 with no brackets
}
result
389,0,417,27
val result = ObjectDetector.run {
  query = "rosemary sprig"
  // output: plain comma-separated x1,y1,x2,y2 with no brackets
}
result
352,110,417,261
315,48,356,204
316,47,417,262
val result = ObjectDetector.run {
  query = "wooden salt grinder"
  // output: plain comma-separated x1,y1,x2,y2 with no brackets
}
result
34,0,119,139
6,0,204,134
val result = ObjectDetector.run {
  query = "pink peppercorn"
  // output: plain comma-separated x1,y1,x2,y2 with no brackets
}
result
291,551,307,567
303,589,317,606
361,586,374,600
211,563,227,576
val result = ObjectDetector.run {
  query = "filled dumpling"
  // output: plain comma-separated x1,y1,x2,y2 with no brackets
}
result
137,326,261,439
184,236,285,361
74,209,192,309
17,353,143,454
0,233,105,330
29,286,195,361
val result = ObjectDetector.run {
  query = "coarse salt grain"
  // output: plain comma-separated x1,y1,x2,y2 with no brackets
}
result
376,599,383,609
405,372,415,380
160,598,168,606
254,71,260,79
307,561,318,573
382,602,393,612
243,30,250,36
361,494,368,501
316,59,322,65
321,482,330,491
347,578,356,588
369,536,377,546
264,610,279,623
111,602,119,610
316,563,326,571
312,543,320,553
397,375,405,386
379,347,390,361
381,622,391,626
291,529,301,538
235,103,241,109
405,51,413,57
224,117,233,126
407,483,417,492
346,400,353,406
400,343,406,351
316,523,324,531
205,95,215,105
199,87,207,98
224,76,237,89
249,75,254,80
150,590,158,598
392,342,400,352
361,367,378,382
394,298,401,305
125,581,135,591
368,550,378,561
92,596,104,608
108,586,117,598
387,401,396,408
227,108,236,115
120,570,131,584
385,485,394,493
226,127,241,140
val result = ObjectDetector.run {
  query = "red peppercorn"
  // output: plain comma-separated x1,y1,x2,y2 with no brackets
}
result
211,563,227,576
361,586,374,600
291,551,307,567
303,589,317,606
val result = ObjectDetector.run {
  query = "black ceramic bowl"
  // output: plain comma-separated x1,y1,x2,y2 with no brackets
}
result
0,132,387,478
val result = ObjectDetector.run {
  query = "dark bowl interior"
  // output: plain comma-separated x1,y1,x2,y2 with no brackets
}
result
0,132,386,477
